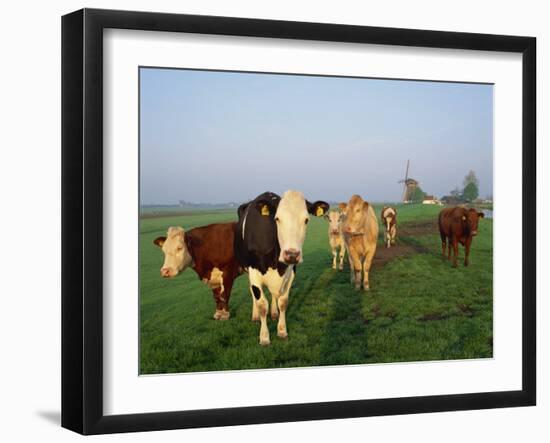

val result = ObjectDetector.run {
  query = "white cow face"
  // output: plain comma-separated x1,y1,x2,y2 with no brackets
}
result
325,210,342,235
274,190,329,265
153,227,193,278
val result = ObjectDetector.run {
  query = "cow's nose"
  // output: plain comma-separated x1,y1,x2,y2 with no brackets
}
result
283,249,301,264
160,268,171,278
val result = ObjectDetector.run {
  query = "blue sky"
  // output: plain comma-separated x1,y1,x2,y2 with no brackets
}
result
140,68,493,204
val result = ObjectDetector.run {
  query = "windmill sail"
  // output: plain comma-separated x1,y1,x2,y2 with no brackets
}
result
401,159,409,201
398,160,419,203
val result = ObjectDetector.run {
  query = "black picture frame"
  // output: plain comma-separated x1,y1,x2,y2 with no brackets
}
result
61,8,536,435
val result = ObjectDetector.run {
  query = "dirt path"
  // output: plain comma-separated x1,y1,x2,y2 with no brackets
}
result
371,219,438,268
399,220,439,237
372,244,419,268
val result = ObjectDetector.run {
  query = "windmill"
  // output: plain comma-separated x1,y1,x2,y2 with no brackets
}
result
398,159,419,203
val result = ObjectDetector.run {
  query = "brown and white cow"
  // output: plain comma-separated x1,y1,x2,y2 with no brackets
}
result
381,206,397,248
339,195,379,291
438,207,484,267
153,223,242,320
324,210,346,270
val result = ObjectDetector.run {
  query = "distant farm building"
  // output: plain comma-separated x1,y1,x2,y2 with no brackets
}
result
422,195,442,205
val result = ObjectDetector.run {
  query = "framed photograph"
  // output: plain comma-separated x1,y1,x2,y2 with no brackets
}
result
62,8,536,435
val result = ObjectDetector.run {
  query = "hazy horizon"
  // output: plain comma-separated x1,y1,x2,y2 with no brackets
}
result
140,68,493,205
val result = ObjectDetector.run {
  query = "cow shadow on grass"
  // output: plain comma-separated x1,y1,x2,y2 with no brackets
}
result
288,254,372,367
318,272,372,366
313,247,423,367
290,238,433,368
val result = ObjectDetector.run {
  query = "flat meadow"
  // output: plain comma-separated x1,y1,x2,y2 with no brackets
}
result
139,203,493,374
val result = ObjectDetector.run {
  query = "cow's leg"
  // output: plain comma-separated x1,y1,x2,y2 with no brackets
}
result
273,267,294,339
213,271,234,320
270,291,279,320
348,253,355,284
249,273,260,322
452,238,459,268
362,248,375,290
249,269,270,346
332,246,337,270
348,248,362,290
212,287,230,320
212,288,224,320
250,293,260,322
440,231,447,257
338,244,346,270
220,277,234,320
464,237,472,267
391,226,397,245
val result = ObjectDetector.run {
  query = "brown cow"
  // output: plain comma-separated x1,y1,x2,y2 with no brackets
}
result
438,207,485,267
153,223,242,320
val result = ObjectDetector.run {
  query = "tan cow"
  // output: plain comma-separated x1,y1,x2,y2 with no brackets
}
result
339,195,379,291
381,206,397,248
324,210,346,270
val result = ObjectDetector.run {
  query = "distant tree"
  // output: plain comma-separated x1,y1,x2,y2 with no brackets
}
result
410,186,427,203
450,187,462,198
463,170,479,188
463,182,479,202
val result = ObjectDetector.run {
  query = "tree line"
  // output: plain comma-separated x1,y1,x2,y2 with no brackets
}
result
409,170,481,203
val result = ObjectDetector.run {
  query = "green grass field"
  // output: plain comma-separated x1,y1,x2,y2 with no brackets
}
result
139,204,493,374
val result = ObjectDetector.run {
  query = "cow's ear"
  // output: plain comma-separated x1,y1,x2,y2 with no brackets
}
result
153,236,166,248
338,202,347,212
478,212,485,218
362,201,369,211
307,200,330,217
255,199,278,217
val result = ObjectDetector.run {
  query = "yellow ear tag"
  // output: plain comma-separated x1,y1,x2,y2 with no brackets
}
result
261,205,270,216
462,215,466,221
316,207,324,217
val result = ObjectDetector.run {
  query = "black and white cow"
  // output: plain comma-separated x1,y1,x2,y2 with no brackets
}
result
234,190,329,346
